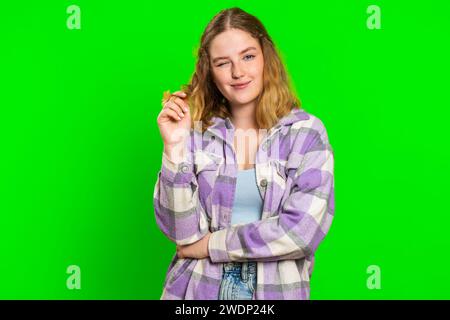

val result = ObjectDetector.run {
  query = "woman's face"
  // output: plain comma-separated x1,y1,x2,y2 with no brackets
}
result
209,28,264,109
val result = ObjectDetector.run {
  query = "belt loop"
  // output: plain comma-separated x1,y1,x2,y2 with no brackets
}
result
241,261,248,282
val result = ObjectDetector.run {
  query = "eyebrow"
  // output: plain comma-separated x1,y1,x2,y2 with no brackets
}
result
212,47,257,63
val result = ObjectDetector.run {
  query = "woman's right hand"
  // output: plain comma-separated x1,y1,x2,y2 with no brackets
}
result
157,90,191,149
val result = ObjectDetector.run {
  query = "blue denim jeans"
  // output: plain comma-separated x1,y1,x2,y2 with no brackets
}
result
218,261,257,300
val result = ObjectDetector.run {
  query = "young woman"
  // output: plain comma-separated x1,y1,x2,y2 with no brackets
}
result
154,7,335,300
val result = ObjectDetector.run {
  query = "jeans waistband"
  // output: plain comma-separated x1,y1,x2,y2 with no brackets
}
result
223,261,256,282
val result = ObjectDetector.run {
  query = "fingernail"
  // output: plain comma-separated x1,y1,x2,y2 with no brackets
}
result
184,107,188,112
178,116,181,120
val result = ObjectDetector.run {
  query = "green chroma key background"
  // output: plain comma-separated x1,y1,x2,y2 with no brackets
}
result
1,1,449,299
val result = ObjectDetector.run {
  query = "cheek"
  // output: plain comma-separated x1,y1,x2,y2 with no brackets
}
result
252,68,264,88
212,72,228,88
215,75,227,91
212,72,232,97
250,59,264,80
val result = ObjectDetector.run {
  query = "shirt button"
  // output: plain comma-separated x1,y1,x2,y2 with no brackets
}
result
180,164,189,173
260,179,268,188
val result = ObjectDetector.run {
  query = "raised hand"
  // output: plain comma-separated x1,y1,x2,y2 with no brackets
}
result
157,90,191,161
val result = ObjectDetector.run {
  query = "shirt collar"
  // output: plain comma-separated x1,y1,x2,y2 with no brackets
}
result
205,108,309,143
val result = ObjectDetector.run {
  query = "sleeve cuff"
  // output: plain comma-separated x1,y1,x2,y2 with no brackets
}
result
160,149,195,185
208,228,231,263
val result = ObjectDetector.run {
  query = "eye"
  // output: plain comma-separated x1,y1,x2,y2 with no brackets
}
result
217,62,229,67
244,54,255,61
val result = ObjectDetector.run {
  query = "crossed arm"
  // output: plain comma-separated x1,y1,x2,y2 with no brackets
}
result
176,232,211,259
155,124,334,263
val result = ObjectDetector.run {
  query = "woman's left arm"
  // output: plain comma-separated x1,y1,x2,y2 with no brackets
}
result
176,232,211,259
207,119,335,263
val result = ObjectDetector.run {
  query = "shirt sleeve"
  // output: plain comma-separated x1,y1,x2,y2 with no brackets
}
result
153,129,210,246
208,120,335,263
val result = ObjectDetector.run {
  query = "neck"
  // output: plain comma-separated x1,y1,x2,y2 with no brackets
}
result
229,102,258,130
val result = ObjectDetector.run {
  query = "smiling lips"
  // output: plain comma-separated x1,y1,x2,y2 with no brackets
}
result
231,80,251,89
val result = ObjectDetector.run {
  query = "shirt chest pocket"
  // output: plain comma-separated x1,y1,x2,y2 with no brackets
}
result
193,151,223,224
271,157,304,208
193,150,223,175
271,160,288,191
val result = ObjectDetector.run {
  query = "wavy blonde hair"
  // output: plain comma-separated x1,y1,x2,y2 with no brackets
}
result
182,7,302,133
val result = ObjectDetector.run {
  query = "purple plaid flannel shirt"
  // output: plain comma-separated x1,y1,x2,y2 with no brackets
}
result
153,108,335,299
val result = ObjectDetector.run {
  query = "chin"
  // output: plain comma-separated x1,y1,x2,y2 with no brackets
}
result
228,94,259,106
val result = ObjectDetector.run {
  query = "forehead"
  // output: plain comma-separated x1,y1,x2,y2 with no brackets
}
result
209,28,260,57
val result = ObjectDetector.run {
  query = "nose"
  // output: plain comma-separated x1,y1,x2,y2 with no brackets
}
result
231,62,244,79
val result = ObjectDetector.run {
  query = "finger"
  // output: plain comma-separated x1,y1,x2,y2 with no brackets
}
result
171,91,187,99
172,97,189,113
167,98,185,117
162,107,182,121
164,101,185,119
